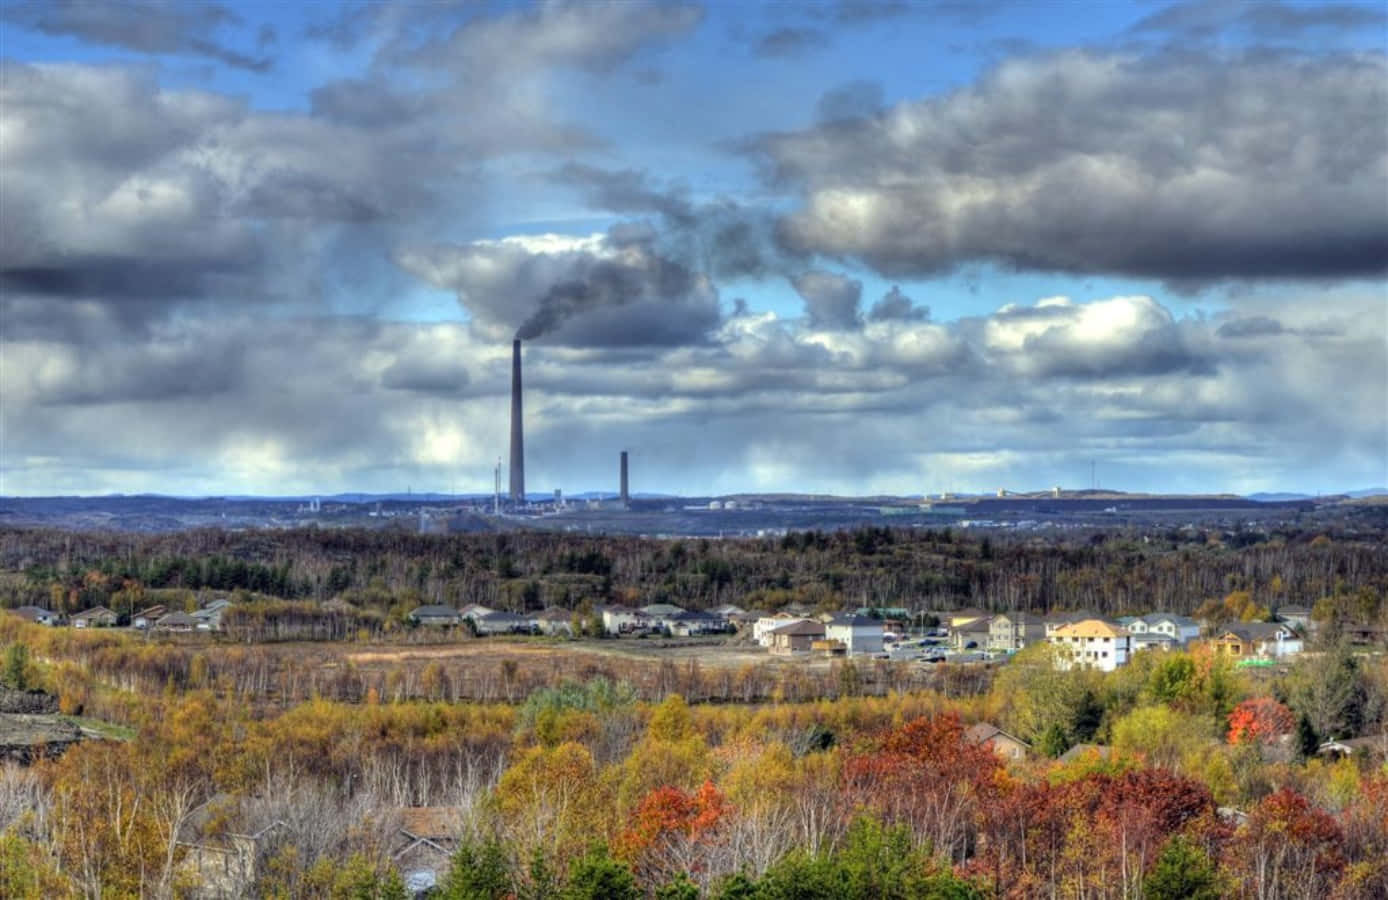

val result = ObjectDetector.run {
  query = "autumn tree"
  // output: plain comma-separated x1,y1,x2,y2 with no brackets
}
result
1227,697,1295,746
1226,788,1344,900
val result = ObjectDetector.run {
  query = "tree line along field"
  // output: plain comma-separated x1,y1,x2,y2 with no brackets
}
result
1,516,1385,627
1,520,1386,898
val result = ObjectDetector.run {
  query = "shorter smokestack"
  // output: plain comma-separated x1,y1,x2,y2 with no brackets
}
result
620,451,629,506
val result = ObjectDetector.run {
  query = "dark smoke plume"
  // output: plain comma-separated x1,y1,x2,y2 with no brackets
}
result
513,252,695,341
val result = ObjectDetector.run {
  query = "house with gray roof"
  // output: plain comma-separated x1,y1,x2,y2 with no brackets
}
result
409,605,463,626
825,614,884,657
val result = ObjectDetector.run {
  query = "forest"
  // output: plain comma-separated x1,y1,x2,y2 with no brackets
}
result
1,513,1385,625
1,518,1386,898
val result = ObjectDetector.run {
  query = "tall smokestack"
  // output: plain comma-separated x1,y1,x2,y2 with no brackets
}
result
509,339,525,503
620,451,629,506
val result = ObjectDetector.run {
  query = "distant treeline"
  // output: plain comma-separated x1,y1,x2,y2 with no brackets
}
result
1,516,1385,622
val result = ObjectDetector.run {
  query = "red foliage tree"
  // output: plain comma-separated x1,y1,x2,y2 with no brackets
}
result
1227,697,1295,745
970,768,1217,898
1227,787,1344,899
841,714,1005,862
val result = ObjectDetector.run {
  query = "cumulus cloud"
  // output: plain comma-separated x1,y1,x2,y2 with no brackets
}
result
791,270,863,329
4,293,1379,495
868,286,929,322
758,50,1388,282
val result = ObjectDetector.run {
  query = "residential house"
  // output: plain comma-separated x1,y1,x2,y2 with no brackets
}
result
727,609,763,634
1275,605,1312,632
154,611,199,632
949,615,992,651
409,605,464,627
177,796,286,900
711,604,745,619
988,612,1046,652
132,605,168,629
193,598,231,631
457,603,493,621
599,605,651,635
1048,619,1132,672
824,614,885,657
473,610,533,636
1044,610,1098,639
667,609,725,637
533,607,575,636
1129,613,1201,646
71,606,118,628
768,619,825,655
11,606,61,626
1131,633,1179,653
754,612,803,647
964,722,1029,761
643,604,695,634
1317,734,1388,762
393,807,462,896
1207,623,1303,659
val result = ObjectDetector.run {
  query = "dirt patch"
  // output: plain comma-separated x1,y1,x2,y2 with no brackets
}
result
0,713,82,764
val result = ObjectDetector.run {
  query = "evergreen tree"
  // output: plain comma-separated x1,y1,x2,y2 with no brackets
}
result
1143,835,1222,900
561,844,639,900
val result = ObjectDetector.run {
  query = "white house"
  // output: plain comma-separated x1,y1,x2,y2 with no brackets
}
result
824,614,885,657
1048,619,1132,672
1129,613,1200,646
600,605,651,635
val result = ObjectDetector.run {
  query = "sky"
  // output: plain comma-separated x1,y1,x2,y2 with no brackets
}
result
1,0,1385,499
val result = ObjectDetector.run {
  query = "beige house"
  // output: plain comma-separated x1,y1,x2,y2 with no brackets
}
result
71,606,118,628
768,619,826,655
964,722,1029,761
988,612,1045,652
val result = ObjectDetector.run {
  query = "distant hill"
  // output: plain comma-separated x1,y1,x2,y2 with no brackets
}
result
1248,488,1386,502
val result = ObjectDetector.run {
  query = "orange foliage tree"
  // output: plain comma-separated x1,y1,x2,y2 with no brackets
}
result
1227,697,1295,746
616,779,730,889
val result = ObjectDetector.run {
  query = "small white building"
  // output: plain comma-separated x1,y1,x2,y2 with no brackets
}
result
1048,619,1132,672
1128,613,1200,646
824,614,885,657
600,605,651,635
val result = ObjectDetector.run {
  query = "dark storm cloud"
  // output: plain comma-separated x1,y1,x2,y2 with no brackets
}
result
1,0,275,71
757,50,1388,283
868,286,929,322
791,270,863,329
0,61,463,323
755,28,830,58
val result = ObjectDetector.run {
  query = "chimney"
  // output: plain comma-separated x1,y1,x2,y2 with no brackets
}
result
509,339,525,503
620,450,629,506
